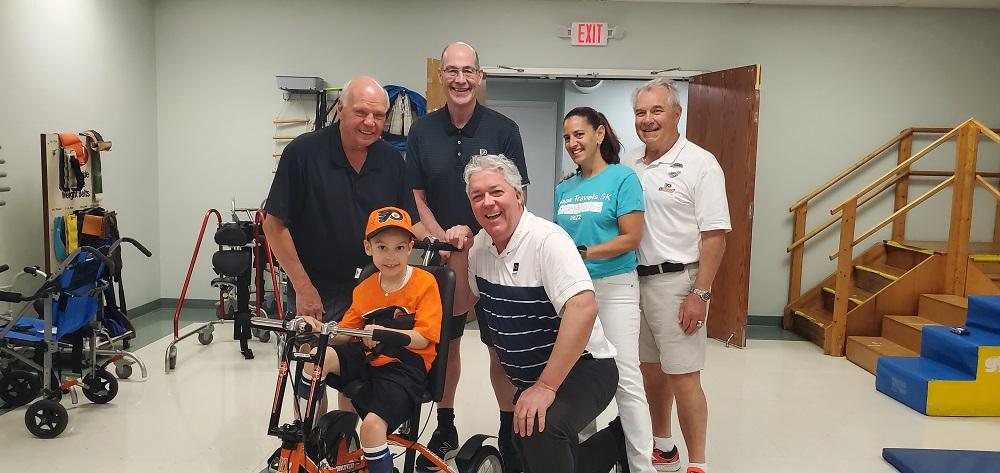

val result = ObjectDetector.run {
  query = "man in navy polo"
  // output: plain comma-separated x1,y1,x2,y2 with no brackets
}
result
406,42,530,472
264,75,426,324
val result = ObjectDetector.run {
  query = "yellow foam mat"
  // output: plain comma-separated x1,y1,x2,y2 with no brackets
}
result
927,346,1000,416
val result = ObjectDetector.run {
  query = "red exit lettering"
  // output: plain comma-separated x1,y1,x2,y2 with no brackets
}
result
572,22,607,46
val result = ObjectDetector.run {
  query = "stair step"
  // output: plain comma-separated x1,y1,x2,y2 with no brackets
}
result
790,306,831,347
855,262,907,292
882,315,940,352
820,285,872,311
846,336,917,375
966,296,1000,335
875,355,976,415
884,240,934,270
918,294,967,326
920,325,1000,376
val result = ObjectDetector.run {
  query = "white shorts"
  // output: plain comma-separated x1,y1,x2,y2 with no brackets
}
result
638,266,707,374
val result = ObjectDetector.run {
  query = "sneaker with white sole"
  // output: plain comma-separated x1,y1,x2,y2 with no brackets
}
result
652,446,681,472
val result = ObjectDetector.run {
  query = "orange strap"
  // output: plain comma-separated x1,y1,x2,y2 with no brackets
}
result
58,133,88,165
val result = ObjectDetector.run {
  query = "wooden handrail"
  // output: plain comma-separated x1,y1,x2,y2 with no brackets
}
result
787,172,907,252
910,170,1000,178
973,120,1000,145
830,121,969,215
976,174,1000,202
827,175,955,260
789,129,910,211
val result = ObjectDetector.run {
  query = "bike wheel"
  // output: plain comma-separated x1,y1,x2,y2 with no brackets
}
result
464,445,503,473
311,410,361,465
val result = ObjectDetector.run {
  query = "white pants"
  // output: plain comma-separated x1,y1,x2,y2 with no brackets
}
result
595,271,656,473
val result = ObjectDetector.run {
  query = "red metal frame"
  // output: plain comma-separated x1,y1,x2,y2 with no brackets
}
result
173,209,222,338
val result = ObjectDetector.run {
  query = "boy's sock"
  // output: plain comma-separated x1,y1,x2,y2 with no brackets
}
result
654,435,676,452
687,462,708,473
364,444,393,473
437,407,455,430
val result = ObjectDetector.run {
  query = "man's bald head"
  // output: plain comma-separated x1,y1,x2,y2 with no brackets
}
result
341,76,389,108
440,42,480,69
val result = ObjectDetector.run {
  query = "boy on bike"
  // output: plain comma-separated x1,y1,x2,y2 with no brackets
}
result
301,206,443,473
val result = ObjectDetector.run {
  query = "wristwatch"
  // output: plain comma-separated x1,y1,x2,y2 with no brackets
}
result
689,287,711,302
577,245,588,260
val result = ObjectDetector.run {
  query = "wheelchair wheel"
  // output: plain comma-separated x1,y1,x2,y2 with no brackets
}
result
25,399,68,439
464,445,502,473
311,410,361,465
82,369,118,404
0,370,41,407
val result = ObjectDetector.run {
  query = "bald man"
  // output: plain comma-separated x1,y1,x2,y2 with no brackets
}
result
406,43,530,472
265,76,427,323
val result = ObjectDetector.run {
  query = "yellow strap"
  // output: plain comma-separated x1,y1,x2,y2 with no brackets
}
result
855,265,898,281
65,214,79,254
821,287,865,305
886,240,934,255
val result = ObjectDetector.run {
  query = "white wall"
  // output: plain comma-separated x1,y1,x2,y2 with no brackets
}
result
152,0,1000,316
0,0,160,305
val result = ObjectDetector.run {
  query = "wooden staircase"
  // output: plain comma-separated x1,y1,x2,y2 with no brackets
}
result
786,119,1000,361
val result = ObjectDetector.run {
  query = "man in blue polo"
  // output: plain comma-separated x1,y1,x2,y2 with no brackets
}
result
405,42,530,472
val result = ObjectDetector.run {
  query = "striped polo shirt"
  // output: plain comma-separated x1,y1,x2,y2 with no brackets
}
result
468,211,616,388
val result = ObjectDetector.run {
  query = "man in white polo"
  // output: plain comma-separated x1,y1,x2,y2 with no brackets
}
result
626,78,730,473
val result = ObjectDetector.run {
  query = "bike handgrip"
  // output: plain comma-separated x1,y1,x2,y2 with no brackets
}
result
122,237,153,257
413,239,460,253
372,329,411,347
23,266,39,275
77,246,116,272
0,264,8,274
0,291,22,303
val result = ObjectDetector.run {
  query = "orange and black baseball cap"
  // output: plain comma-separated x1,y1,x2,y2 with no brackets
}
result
365,206,415,240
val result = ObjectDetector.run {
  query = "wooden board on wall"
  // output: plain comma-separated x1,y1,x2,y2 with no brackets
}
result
41,133,101,272
686,65,761,348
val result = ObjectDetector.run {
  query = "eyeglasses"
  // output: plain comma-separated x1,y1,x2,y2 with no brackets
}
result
441,66,480,79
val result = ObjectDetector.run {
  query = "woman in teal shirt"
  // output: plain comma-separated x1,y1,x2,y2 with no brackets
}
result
554,107,654,473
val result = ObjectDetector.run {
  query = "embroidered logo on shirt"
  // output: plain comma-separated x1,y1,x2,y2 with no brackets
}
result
658,182,675,193
512,262,520,274
479,149,488,156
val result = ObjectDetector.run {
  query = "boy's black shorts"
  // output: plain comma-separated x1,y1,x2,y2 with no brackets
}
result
326,343,427,433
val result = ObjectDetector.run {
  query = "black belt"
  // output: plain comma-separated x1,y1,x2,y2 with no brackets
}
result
637,261,696,277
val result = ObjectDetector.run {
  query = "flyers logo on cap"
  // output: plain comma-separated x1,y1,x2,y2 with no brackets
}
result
378,209,404,223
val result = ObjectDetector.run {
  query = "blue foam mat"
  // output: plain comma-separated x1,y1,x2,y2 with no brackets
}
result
883,448,1000,473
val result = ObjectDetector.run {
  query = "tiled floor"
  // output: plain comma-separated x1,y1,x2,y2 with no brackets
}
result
2,311,998,472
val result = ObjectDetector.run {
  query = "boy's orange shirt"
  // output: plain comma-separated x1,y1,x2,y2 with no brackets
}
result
340,267,442,372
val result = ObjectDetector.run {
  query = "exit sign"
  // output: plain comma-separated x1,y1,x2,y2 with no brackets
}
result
572,22,608,46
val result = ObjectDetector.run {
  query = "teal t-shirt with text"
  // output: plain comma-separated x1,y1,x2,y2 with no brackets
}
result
554,164,645,279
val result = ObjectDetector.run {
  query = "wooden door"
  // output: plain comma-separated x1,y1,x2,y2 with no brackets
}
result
686,65,761,348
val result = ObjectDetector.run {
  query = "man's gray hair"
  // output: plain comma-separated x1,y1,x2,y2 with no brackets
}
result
463,154,523,194
632,77,681,110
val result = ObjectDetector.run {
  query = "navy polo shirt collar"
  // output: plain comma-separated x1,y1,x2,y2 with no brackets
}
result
328,123,383,174
445,103,485,137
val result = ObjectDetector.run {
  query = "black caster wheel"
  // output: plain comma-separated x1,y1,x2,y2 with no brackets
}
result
0,370,41,407
82,369,118,404
198,330,214,345
25,399,68,439
258,330,271,343
115,363,133,380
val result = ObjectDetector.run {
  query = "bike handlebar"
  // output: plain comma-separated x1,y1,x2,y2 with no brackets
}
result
414,239,459,253
249,316,412,346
